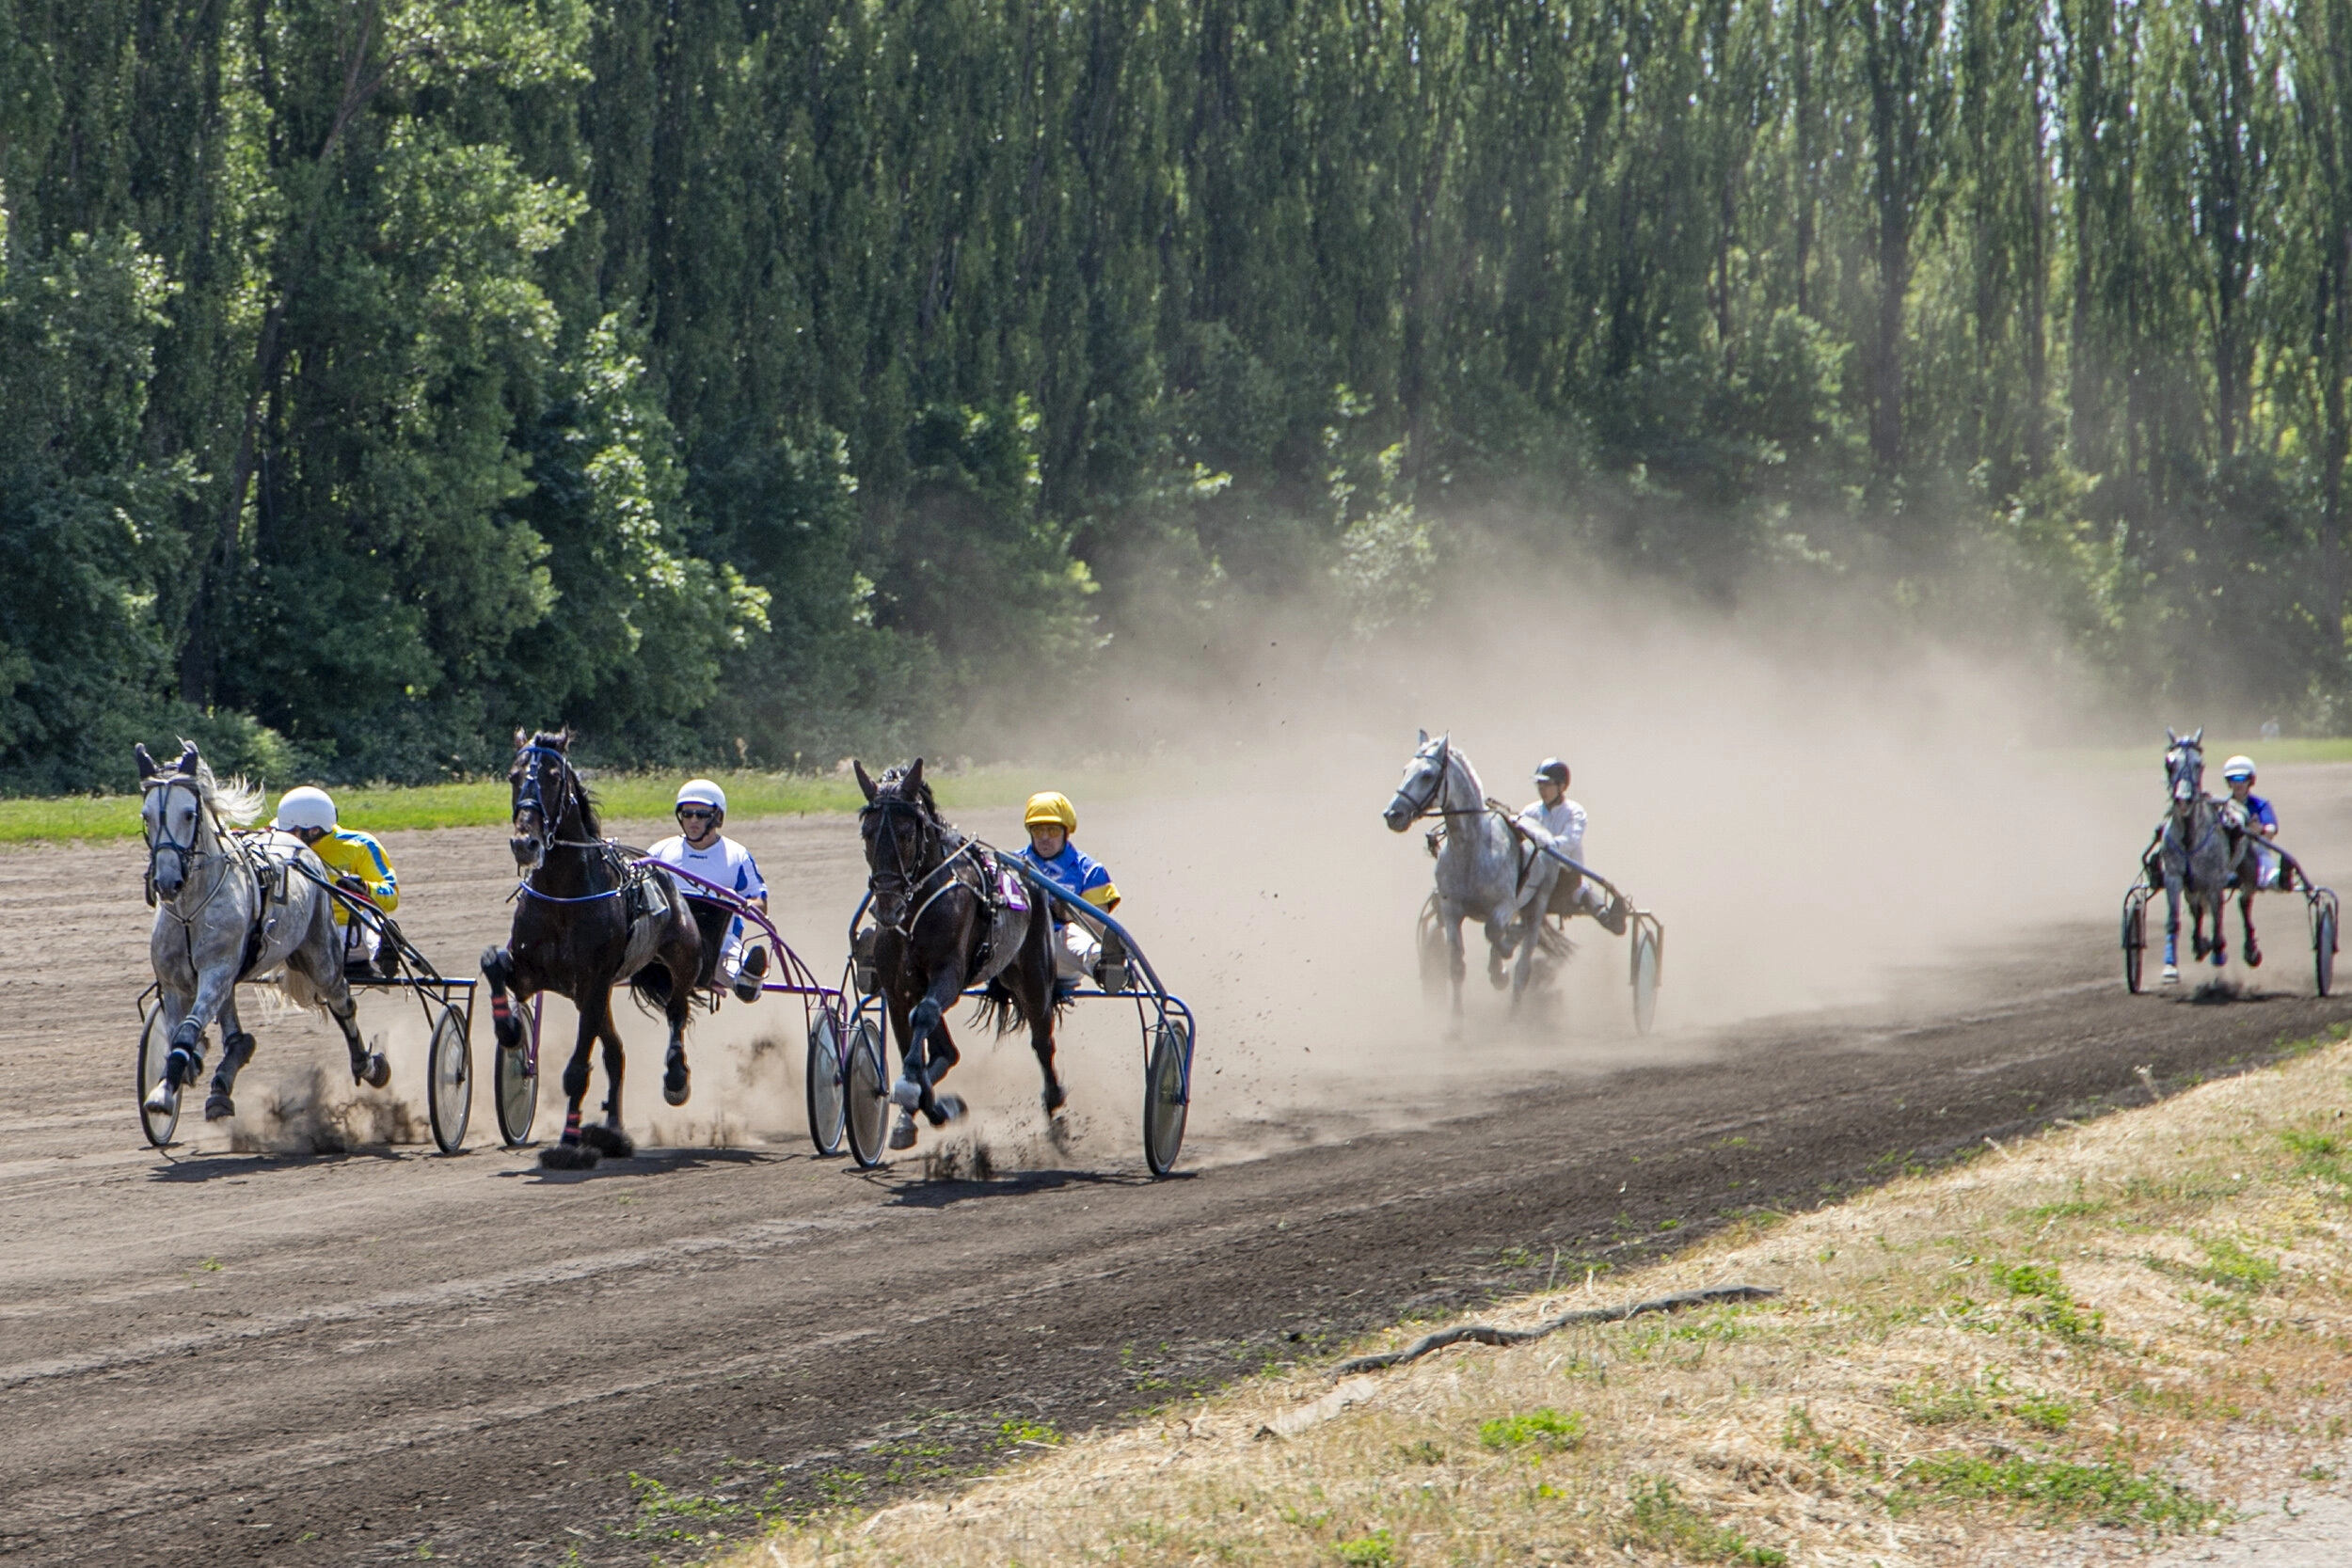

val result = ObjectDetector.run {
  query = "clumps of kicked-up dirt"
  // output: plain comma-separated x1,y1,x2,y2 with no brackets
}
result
229,1056,423,1154
739,1024,2352,1568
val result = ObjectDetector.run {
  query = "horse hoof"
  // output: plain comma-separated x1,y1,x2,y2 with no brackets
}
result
537,1140,600,1170
888,1112,918,1150
888,1076,923,1111
2213,948,2229,969
1043,1083,1068,1116
2246,943,2264,968
359,1053,390,1089
203,1090,235,1122
662,1056,690,1107
927,1094,966,1127
580,1123,634,1159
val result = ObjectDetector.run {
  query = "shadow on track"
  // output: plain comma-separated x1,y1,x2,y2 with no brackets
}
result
147,1149,404,1182
501,1146,776,1185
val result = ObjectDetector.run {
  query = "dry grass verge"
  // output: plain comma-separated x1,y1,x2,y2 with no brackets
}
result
724,1027,2352,1567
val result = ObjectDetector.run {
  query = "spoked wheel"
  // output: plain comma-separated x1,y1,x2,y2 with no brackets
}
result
494,998,540,1148
1415,892,1447,1003
1629,922,1662,1036
136,999,179,1148
2122,886,2151,995
425,1002,471,1154
2313,894,2339,998
843,1013,891,1169
804,1008,847,1157
1142,1018,1192,1177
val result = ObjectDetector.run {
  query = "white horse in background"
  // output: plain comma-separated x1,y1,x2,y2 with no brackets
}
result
1382,732,1546,1027
137,741,385,1125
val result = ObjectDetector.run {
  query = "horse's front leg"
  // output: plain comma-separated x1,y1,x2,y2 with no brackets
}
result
661,938,696,1108
900,962,967,1123
149,945,240,1113
2162,875,2184,982
2241,887,2263,968
482,945,527,1052
203,992,260,1122
538,995,607,1169
586,999,636,1158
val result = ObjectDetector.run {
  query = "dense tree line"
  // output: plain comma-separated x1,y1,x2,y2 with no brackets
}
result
4,0,2350,788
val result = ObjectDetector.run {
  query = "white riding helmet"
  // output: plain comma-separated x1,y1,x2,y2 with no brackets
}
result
2222,755,2257,782
274,785,337,833
675,778,728,816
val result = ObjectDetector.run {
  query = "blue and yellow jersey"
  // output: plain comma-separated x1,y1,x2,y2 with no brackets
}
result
310,829,398,920
1017,842,1118,914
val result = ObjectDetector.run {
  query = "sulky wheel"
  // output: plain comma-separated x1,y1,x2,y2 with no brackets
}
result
843,1013,891,1169
2315,895,2339,998
2122,887,2150,995
804,1008,847,1157
425,1002,471,1155
136,998,178,1149
1629,924,1661,1036
1142,1018,1192,1177
494,998,540,1147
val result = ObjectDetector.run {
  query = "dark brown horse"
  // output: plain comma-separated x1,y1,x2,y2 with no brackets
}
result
481,730,702,1169
853,759,1066,1151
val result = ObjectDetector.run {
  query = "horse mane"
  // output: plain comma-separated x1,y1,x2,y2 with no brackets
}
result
181,750,266,828
1448,743,1486,804
877,765,942,821
531,729,602,838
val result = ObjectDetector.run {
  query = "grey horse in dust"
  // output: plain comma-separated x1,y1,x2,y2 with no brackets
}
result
137,741,386,1126
1382,732,1547,1028
2152,727,2249,984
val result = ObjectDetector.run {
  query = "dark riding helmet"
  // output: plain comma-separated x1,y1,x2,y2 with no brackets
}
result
1534,758,1570,787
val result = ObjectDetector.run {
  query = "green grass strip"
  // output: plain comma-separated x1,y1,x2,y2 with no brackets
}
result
0,766,1101,847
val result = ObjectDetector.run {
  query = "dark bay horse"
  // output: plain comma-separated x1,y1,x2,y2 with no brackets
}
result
853,759,1065,1152
481,731,702,1169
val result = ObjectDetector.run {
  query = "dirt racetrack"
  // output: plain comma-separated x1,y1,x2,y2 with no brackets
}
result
7,775,2352,1566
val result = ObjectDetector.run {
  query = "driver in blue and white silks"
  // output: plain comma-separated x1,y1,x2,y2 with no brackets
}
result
1518,758,1627,933
2221,755,2289,890
1016,791,1125,990
646,779,769,1002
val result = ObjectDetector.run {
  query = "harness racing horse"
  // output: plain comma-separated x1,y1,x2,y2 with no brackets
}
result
1382,732,1543,1027
136,741,385,1124
2154,728,2249,983
480,731,702,1169
853,759,1066,1152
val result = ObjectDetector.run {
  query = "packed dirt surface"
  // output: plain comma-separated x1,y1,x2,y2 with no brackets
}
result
7,769,2352,1565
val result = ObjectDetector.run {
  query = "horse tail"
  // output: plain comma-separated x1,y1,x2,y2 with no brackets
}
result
628,965,673,1017
972,981,1025,1037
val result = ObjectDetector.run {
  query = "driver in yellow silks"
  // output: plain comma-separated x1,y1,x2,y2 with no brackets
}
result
274,786,399,979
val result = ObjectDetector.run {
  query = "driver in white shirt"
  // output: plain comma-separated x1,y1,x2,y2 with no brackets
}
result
1518,757,1626,933
645,779,769,1002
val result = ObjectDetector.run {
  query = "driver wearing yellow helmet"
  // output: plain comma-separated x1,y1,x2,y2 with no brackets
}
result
1016,791,1126,990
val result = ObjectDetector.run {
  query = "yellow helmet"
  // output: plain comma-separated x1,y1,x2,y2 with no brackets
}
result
1024,791,1078,832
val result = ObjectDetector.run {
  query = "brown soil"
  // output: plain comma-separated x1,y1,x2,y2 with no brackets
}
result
5,796,2350,1565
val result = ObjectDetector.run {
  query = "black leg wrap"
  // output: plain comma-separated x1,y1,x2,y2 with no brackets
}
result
561,1058,591,1100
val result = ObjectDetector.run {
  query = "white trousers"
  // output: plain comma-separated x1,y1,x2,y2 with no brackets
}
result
1054,921,1100,981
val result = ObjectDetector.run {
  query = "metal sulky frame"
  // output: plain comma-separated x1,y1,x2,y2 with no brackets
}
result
836,869,1199,1177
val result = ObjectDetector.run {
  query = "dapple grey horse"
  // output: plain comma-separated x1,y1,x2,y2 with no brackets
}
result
1383,733,1547,1027
2153,728,2248,983
137,741,384,1124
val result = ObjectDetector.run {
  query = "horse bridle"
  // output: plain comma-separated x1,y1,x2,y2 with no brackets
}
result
860,787,977,935
511,743,607,850
142,773,223,908
1395,737,1491,823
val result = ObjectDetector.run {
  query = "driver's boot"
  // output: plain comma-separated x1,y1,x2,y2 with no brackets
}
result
205,1031,255,1121
1597,893,1630,936
731,945,769,1004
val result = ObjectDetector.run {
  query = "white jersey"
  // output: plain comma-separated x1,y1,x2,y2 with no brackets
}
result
1518,797,1588,863
645,834,767,902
